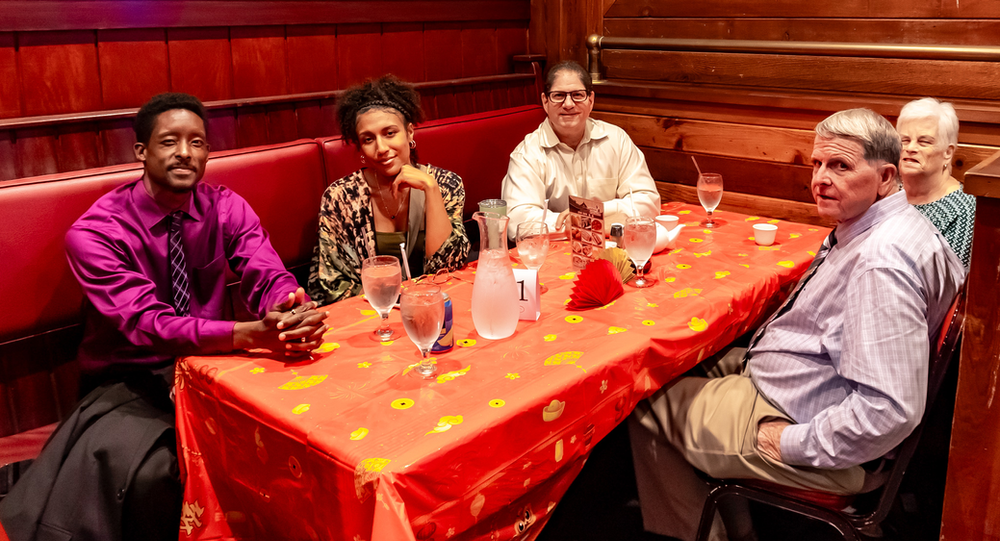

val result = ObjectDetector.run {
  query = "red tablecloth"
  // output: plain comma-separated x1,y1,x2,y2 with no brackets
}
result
175,203,830,540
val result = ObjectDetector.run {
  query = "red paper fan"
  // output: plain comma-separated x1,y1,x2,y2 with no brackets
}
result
567,259,625,311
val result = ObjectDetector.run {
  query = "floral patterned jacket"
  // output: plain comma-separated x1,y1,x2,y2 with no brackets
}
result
307,165,470,305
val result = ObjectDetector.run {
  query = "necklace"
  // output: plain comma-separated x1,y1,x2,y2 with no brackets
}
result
366,172,403,220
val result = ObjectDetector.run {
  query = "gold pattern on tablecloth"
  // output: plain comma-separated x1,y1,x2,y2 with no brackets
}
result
179,500,205,535
350,427,369,440
279,375,327,390
426,415,463,434
354,458,391,502
437,365,471,383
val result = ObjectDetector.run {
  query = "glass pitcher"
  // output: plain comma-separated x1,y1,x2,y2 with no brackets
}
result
471,211,520,340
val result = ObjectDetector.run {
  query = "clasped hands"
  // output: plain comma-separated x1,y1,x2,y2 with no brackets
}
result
235,287,328,357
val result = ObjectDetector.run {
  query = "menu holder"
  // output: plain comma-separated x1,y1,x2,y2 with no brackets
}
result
568,195,604,269
513,268,541,321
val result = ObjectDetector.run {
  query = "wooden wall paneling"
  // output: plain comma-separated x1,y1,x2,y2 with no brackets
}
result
495,21,528,73
14,128,58,178
494,81,512,109
97,28,169,109
336,23,383,88
0,130,15,181
603,0,1000,18
940,195,1000,541
47,327,82,420
18,30,101,116
0,33,20,118
381,22,425,83
592,111,815,166
454,86,476,117
206,108,238,152
265,103,298,144
432,88,459,119
0,1,532,32
423,22,463,81
231,26,288,99
642,147,816,203
99,119,139,167
286,24,338,94
320,99,339,136
420,92,439,121
167,27,233,102
473,83,496,113
235,105,269,148
462,22,498,77
56,126,101,172
602,50,1000,100
294,100,326,140
0,375,13,437
602,18,1000,47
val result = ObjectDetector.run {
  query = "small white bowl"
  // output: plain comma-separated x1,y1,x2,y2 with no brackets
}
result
753,223,778,246
655,214,680,231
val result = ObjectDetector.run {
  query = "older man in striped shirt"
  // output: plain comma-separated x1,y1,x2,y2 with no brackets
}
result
629,108,966,541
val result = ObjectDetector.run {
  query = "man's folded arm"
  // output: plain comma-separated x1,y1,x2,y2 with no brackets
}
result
780,266,929,469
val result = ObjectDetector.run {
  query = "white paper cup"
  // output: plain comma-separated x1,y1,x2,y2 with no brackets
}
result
655,214,680,231
753,223,778,246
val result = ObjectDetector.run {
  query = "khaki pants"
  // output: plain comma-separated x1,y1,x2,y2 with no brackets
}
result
629,369,866,540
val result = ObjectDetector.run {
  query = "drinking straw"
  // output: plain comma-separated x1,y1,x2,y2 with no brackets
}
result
399,242,411,281
691,155,703,177
541,198,549,223
628,186,637,216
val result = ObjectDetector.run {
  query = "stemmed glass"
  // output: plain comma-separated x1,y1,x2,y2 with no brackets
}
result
697,173,724,228
624,216,656,288
516,221,550,292
400,283,446,379
361,255,401,342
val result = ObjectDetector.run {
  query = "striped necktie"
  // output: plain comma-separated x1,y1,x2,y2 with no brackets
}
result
744,231,837,364
167,211,191,317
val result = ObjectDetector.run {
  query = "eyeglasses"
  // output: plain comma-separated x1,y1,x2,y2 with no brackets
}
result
545,90,589,104
413,268,468,285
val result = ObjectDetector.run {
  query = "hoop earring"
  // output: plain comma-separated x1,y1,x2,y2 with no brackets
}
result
409,139,416,149
360,155,366,164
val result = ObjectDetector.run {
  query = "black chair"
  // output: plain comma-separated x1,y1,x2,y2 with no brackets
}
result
695,289,966,541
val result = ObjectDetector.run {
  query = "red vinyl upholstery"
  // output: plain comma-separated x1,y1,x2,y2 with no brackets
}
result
0,106,542,463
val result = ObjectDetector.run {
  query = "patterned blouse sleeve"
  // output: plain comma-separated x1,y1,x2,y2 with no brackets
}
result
423,167,471,274
307,175,368,305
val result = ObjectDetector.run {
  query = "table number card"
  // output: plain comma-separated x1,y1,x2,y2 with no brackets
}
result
568,195,605,269
513,268,541,321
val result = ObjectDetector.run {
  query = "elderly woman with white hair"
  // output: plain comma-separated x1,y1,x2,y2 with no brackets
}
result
896,97,976,268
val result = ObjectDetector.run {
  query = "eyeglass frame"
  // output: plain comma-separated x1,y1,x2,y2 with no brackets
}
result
413,268,467,285
543,89,591,104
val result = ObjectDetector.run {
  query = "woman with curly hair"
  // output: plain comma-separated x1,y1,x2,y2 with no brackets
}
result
307,75,470,304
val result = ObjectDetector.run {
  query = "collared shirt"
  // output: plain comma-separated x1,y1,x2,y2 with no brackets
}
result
65,180,302,373
501,117,660,239
748,191,965,469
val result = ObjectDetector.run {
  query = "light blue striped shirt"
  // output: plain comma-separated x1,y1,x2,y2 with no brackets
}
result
749,191,965,469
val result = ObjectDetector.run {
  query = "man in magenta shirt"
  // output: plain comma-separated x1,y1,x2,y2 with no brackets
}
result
1,93,326,541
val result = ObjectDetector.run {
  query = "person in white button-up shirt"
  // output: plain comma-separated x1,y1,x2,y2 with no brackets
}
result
501,60,659,240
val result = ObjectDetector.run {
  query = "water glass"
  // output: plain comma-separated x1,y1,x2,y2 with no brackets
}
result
624,216,656,288
361,255,401,342
515,221,549,271
697,173,724,228
401,283,445,378
478,198,507,216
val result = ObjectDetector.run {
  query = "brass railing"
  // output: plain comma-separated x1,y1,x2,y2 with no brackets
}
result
586,34,1000,82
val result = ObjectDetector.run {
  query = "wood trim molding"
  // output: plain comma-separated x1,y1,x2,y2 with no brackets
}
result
0,1,530,32
0,72,537,130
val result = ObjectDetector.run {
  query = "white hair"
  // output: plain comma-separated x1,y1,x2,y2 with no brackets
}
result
897,97,959,149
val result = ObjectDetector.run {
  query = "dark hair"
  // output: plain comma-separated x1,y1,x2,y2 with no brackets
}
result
134,92,207,146
544,60,593,94
337,75,423,162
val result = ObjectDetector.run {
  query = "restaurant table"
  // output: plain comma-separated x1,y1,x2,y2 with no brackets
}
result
174,203,830,541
